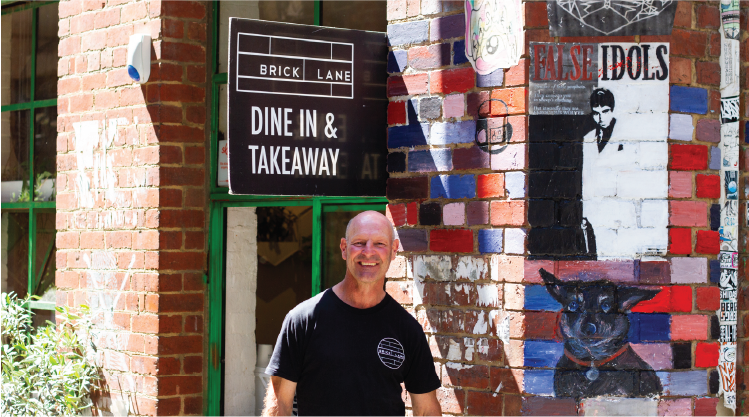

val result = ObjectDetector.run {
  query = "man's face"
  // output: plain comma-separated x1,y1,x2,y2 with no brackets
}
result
592,105,614,129
340,215,399,285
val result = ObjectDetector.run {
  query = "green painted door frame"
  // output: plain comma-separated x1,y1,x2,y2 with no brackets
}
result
205,197,385,415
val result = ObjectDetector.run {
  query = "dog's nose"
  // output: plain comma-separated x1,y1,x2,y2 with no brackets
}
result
584,323,597,335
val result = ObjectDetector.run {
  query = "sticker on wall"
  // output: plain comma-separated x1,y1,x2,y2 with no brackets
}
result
724,171,739,200
547,0,678,37
719,251,738,270
720,0,740,40
464,0,523,75
718,343,737,409
528,42,669,260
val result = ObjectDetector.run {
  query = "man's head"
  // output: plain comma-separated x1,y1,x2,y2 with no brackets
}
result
340,211,399,285
590,88,615,129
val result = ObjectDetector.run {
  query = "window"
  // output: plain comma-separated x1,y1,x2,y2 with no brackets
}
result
1,1,59,321
207,3,388,414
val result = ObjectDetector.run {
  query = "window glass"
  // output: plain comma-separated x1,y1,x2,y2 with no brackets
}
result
34,211,56,303
35,4,59,101
1,110,30,201
6,9,32,104
31,308,55,328
322,1,386,32
255,206,312,345
1,212,30,298
217,85,228,187
322,207,386,290
33,106,57,201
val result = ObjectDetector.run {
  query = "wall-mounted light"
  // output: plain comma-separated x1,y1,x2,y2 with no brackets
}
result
127,34,151,83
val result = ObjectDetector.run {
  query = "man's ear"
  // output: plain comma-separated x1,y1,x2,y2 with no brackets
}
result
539,268,567,304
392,238,400,255
340,238,347,260
617,286,661,312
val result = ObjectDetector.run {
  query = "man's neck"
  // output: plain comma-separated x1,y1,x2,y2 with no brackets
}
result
332,275,386,309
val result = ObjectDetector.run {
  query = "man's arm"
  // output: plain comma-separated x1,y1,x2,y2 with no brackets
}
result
262,376,297,416
410,390,441,416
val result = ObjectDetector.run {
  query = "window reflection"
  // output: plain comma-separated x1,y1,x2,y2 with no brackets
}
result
2,9,32,104
35,4,59,101
34,212,56,303
33,106,57,201
1,212,30,298
1,110,30,202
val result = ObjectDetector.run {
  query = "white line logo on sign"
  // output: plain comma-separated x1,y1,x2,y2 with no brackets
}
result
377,338,405,369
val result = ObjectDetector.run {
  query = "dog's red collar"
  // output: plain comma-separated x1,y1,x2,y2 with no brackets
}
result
563,344,629,368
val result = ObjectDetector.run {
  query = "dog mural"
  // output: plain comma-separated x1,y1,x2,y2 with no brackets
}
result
540,269,663,398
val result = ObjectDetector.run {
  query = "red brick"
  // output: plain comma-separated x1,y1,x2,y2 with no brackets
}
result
697,4,720,28
696,286,720,311
430,68,475,94
69,93,94,112
669,171,692,198
525,1,548,27
669,56,692,84
524,311,559,339
106,24,134,48
436,388,465,414
184,355,203,374
696,61,720,86
671,314,708,340
430,229,473,253
695,342,719,367
671,29,707,57
709,90,721,115
669,201,707,227
695,230,719,254
160,167,204,186
505,58,528,86
57,231,80,249
388,101,407,125
387,73,429,96
387,204,407,227
59,36,82,56
406,202,418,225
631,286,692,313
490,87,526,115
465,390,503,416
696,174,720,198
490,201,525,226
158,335,203,355
122,2,147,22
160,252,205,271
160,41,206,63
443,364,489,389
187,65,206,83
158,84,205,103
670,144,708,170
673,1,692,27
669,228,692,255
161,1,206,19
477,174,505,198
694,397,718,416
58,77,81,95
708,33,721,57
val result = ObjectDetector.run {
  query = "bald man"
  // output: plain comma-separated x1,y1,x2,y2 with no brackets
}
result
263,211,442,416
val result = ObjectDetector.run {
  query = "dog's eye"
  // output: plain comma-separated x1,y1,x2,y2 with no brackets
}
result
601,301,612,313
568,301,580,311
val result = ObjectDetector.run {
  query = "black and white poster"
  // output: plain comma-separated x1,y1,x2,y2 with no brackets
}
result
528,42,670,260
228,18,388,196
547,0,678,37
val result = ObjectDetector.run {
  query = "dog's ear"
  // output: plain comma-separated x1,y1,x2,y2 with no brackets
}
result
540,268,567,303
617,286,661,312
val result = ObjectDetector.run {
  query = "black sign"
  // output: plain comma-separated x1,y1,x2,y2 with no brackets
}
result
228,19,388,196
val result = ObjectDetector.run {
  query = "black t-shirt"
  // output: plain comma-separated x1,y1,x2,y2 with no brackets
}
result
266,289,441,416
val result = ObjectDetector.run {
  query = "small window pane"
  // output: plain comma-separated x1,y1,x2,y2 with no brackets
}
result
2,9,33,105
217,84,228,187
31,308,55,328
1,212,30,298
322,207,386,290
322,1,386,32
1,110,30,202
218,1,315,73
35,4,59,101
33,106,57,201
34,212,56,303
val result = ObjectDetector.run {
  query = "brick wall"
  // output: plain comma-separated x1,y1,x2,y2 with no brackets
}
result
385,0,748,415
55,1,208,415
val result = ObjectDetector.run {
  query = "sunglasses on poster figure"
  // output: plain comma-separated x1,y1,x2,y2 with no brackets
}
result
474,99,513,155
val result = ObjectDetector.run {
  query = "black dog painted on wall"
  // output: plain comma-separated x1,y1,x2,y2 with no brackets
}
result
540,269,663,398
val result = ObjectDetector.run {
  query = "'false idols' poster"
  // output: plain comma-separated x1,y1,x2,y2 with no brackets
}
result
528,43,670,260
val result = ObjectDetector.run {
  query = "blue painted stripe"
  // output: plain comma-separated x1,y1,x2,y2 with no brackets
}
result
524,285,562,311
524,340,564,368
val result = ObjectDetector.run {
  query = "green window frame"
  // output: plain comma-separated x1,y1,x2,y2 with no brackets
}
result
206,2,387,414
1,1,59,315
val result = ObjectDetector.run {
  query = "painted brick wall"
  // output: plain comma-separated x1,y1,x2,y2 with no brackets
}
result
385,1,748,415
55,1,208,415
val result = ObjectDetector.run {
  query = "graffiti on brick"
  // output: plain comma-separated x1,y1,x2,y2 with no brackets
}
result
539,269,662,398
547,0,677,37
720,0,740,39
528,42,669,260
464,0,523,74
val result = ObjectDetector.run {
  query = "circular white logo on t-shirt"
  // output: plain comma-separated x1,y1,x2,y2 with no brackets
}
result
377,338,405,369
